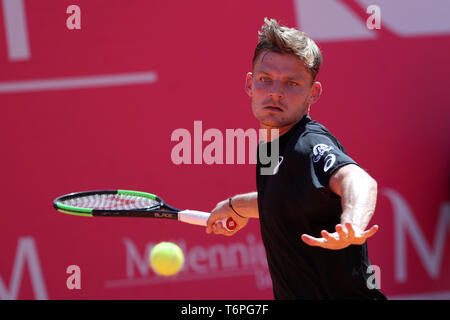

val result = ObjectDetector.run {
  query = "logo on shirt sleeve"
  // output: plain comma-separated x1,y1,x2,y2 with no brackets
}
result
312,144,333,162
323,154,336,172
312,144,336,172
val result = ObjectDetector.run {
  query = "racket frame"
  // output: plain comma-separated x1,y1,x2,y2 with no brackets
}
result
53,189,237,231
53,189,180,218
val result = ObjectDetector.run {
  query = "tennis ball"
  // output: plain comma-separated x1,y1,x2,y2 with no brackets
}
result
149,242,184,276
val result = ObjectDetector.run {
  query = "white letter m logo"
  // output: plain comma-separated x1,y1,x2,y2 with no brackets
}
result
383,188,450,283
0,237,48,300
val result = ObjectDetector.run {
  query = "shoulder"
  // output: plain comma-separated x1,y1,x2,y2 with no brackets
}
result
294,120,346,154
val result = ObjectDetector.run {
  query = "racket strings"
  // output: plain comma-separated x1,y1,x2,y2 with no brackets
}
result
60,194,160,210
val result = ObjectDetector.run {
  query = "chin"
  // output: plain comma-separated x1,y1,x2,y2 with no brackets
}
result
258,114,302,130
258,118,286,129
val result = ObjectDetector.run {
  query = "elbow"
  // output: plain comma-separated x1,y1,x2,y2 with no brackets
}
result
367,175,378,208
369,177,378,192
359,169,377,195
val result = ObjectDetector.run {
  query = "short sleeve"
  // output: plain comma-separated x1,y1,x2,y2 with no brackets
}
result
298,133,358,189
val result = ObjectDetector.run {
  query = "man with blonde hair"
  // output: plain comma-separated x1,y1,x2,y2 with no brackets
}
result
206,18,386,300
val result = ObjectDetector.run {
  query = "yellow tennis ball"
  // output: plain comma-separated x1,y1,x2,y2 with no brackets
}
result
149,242,184,276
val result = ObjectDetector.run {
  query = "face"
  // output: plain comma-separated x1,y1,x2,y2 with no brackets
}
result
245,51,322,136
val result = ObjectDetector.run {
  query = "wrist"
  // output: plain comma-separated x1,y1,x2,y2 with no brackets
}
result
228,197,246,219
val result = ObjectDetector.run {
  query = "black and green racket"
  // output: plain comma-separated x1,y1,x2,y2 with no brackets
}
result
53,189,237,231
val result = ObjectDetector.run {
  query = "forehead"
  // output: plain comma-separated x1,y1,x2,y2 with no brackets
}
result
254,51,310,79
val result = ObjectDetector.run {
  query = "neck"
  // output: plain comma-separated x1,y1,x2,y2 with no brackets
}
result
260,123,295,143
260,114,308,142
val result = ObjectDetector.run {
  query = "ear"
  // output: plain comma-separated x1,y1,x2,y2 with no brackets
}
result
245,72,253,97
308,82,322,105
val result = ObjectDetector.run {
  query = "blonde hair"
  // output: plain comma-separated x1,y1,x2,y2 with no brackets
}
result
252,18,322,81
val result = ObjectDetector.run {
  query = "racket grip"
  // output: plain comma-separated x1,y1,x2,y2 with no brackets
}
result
178,210,237,231
220,217,237,231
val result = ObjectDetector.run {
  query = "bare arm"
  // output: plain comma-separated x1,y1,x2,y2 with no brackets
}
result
330,164,377,231
228,192,259,219
301,164,379,249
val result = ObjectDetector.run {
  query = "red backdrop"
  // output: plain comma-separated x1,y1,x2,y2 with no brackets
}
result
1,0,449,300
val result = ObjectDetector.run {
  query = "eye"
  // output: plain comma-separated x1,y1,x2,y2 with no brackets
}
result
260,76,271,83
288,81,298,87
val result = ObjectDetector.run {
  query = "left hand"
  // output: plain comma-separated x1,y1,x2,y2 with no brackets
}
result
301,223,379,250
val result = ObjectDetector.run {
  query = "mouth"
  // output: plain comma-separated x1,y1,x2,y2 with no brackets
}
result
264,105,283,112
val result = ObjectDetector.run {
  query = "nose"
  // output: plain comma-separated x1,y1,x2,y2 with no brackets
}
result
268,80,284,99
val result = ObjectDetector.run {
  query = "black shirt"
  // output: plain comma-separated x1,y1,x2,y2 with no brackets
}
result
256,115,386,300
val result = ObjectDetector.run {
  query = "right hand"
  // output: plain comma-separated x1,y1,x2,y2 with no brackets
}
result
206,198,249,236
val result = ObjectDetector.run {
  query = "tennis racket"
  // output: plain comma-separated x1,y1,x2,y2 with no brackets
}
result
53,189,237,231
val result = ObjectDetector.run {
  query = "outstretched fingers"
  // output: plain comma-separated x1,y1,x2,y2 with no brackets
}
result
344,223,355,238
335,224,348,240
302,224,380,249
363,225,379,239
301,234,326,247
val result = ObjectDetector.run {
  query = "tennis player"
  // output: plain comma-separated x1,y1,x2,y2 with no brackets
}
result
206,18,386,300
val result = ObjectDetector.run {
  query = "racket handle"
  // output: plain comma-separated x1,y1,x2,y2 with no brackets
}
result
178,210,237,231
